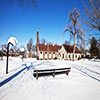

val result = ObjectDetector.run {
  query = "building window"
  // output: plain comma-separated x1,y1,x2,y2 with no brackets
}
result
69,55,70,58
49,52,51,54
75,55,77,58
53,52,55,54
62,54,64,58
45,52,47,54
58,53,61,57
40,51,42,54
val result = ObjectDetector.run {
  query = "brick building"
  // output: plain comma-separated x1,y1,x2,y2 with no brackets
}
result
36,30,81,60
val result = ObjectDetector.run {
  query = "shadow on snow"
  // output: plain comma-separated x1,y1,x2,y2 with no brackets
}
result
0,63,34,87
74,67,100,82
86,68,100,75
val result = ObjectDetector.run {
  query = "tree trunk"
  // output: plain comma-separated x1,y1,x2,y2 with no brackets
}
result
73,34,76,61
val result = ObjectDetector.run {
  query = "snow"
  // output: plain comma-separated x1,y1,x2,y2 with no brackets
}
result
0,57,100,100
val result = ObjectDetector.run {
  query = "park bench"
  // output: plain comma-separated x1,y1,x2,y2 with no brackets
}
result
33,67,71,80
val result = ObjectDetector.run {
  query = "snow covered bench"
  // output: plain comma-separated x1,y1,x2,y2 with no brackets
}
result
33,67,71,80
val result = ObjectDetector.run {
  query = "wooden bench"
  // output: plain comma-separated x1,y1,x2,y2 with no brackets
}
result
33,67,71,80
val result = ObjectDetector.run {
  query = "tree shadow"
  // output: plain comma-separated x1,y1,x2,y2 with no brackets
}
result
88,59,100,62
34,62,45,67
86,68,100,75
74,67,100,82
0,63,34,87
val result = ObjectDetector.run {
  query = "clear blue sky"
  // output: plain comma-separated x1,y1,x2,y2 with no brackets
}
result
0,0,84,48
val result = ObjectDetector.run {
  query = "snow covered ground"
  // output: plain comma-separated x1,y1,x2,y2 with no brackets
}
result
0,57,100,100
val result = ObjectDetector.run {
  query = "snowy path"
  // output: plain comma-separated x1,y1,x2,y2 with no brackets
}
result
0,58,100,100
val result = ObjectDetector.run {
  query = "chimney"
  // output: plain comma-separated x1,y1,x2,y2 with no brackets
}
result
47,44,49,60
37,30,39,47
37,30,39,59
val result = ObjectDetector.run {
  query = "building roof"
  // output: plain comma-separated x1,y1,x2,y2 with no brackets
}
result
38,44,61,52
63,45,80,53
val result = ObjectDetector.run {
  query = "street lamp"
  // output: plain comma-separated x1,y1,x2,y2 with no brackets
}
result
6,37,18,74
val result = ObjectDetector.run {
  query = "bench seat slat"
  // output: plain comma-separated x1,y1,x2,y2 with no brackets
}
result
34,67,71,72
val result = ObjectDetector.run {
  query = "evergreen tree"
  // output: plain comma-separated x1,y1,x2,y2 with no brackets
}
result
89,37,99,57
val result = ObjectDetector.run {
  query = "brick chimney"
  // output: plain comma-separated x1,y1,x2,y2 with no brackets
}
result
47,44,49,60
36,30,39,59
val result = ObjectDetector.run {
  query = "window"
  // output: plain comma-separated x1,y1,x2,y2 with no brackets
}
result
58,53,61,57
45,52,47,54
53,52,55,54
40,51,42,54
69,55,70,58
75,55,77,58
62,54,64,58
49,52,51,54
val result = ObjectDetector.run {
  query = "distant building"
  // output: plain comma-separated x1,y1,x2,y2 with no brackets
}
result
37,44,61,60
36,30,81,60
81,50,90,58
58,45,81,60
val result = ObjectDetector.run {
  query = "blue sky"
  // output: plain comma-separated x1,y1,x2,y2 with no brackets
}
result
0,0,84,48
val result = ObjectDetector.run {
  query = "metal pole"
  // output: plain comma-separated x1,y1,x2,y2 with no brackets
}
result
6,43,9,74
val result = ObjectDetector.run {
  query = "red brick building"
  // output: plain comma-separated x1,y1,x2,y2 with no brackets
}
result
36,30,81,60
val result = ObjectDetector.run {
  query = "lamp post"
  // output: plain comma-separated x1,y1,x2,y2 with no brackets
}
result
6,37,18,74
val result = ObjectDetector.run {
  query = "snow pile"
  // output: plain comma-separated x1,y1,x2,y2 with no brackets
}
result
0,57,100,100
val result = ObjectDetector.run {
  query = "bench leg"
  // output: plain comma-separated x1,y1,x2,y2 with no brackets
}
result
66,71,68,76
53,70,55,78
36,71,38,80
66,70,70,76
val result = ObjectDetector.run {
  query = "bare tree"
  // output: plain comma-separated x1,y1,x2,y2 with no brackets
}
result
64,40,70,45
3,44,7,51
9,0,40,10
27,38,33,57
0,44,4,50
0,45,4,60
83,0,100,35
0,44,8,52
64,8,84,60
40,38,46,44
79,42,85,57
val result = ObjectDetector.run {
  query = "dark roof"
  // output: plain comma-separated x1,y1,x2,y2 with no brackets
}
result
39,44,61,52
63,45,80,53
